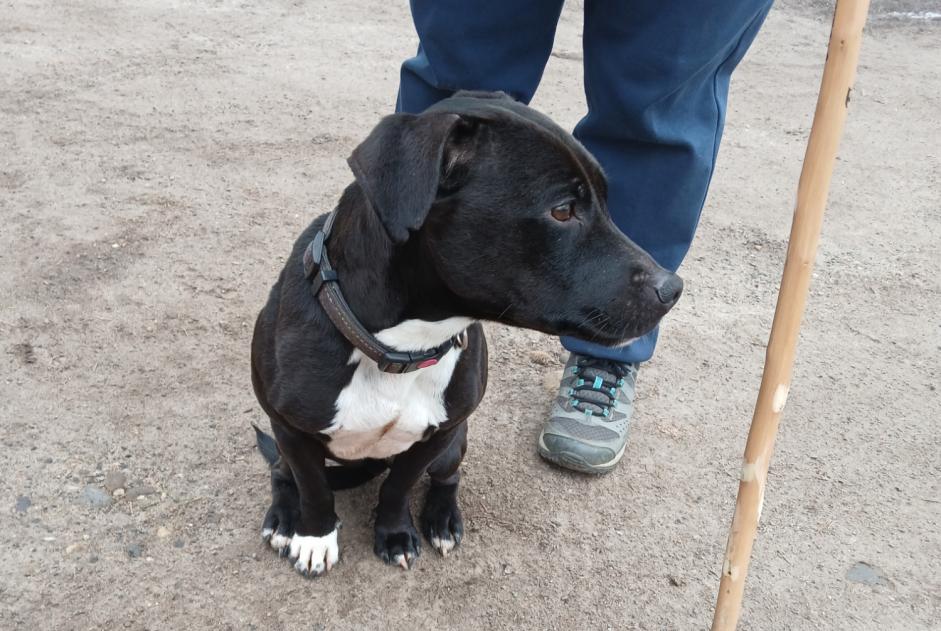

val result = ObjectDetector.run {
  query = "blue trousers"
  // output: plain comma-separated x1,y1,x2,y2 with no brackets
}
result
397,0,772,363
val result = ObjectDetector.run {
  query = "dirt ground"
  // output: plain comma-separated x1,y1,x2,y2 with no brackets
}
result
2,1,939,629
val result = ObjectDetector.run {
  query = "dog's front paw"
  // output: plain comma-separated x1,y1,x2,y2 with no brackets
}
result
262,528,293,557
261,500,299,558
374,521,421,570
288,529,339,578
421,484,463,557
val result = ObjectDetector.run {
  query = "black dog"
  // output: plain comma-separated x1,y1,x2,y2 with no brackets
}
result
250,91,682,576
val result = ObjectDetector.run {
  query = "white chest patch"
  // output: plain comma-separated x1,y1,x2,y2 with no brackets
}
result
322,317,473,460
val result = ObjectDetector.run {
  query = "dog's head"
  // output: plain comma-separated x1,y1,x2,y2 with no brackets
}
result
347,91,682,345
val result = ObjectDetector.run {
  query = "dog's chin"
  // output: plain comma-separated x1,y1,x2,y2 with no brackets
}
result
557,326,627,348
494,312,657,348
567,320,659,348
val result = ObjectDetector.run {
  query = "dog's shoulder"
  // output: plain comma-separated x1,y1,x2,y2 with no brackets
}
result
251,213,356,431
443,322,488,422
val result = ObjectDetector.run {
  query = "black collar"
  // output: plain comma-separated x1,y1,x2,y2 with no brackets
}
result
302,209,466,374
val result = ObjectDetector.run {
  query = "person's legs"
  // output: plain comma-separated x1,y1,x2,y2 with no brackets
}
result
540,0,773,473
561,0,774,364
397,0,565,114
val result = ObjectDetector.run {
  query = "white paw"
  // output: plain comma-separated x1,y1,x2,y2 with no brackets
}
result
262,528,292,555
430,535,456,557
288,529,339,576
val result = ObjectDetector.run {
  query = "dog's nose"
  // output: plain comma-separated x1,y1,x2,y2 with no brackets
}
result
653,271,684,305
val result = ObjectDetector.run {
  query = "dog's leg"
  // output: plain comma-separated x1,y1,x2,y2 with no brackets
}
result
422,422,467,557
270,418,339,578
374,424,462,569
260,457,301,557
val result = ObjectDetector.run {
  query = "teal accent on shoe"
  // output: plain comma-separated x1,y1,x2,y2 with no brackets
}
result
592,376,603,390
577,378,585,387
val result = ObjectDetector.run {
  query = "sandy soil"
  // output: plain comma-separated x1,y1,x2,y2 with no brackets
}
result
2,1,939,629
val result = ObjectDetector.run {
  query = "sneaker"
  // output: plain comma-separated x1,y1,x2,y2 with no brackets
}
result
537,353,638,474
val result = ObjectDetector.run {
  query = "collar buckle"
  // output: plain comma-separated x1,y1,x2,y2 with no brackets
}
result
304,229,338,296
376,342,452,374
302,230,325,278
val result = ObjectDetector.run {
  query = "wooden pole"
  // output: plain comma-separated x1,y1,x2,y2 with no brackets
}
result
710,1,870,629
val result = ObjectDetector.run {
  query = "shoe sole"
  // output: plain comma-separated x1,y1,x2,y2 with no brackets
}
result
536,434,626,475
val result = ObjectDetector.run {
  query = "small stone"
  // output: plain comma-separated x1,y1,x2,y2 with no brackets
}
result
846,561,892,588
156,527,171,539
15,496,31,513
112,488,125,498
103,471,127,492
173,539,184,549
88,555,99,563
668,575,686,587
127,543,143,558
80,485,112,508
125,486,157,500
66,542,87,555
529,350,555,366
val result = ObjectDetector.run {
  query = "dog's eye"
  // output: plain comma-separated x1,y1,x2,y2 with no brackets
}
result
550,202,575,222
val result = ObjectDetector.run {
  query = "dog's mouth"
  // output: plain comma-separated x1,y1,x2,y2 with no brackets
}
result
561,305,674,347
516,269,683,346
480,297,674,348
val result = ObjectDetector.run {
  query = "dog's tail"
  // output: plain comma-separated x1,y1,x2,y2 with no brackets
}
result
252,424,388,490
253,423,280,466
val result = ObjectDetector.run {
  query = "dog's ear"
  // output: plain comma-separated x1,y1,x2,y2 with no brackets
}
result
348,111,467,243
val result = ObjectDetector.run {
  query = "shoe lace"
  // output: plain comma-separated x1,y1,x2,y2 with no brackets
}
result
566,358,633,421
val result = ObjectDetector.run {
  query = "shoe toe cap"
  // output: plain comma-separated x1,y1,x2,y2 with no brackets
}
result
540,433,617,467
